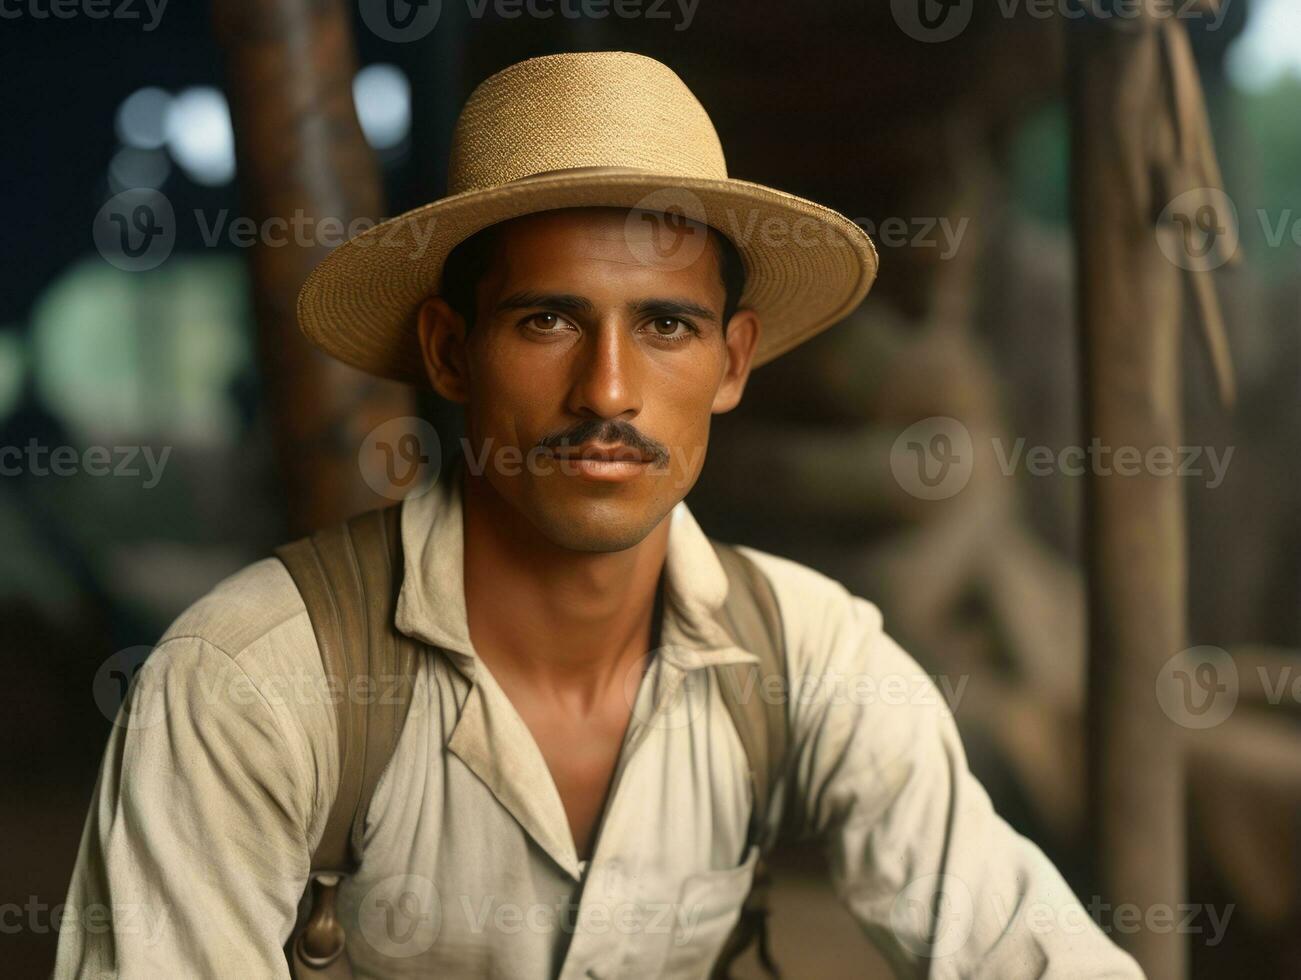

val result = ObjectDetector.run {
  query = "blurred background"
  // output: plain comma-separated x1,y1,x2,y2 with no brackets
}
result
2,0,1298,976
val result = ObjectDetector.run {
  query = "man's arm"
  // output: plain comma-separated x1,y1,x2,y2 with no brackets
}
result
54,563,333,978
743,548,1144,979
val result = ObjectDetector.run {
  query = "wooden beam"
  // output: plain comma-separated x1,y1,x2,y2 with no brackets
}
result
214,0,418,535
1067,10,1189,978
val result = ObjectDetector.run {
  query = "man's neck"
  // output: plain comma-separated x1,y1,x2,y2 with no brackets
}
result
459,468,669,709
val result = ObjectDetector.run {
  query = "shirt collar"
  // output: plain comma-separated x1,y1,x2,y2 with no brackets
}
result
393,454,758,675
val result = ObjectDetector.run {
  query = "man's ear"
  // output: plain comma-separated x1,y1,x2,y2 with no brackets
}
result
416,296,471,403
711,310,760,414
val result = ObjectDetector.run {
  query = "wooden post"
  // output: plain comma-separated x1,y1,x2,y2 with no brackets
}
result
214,0,418,534
1067,10,1189,979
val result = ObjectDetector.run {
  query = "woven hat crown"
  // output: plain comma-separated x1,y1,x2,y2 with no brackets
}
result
296,51,878,383
447,51,728,195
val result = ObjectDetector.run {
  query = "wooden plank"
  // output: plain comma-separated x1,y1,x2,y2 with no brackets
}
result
214,0,418,534
1067,11,1189,979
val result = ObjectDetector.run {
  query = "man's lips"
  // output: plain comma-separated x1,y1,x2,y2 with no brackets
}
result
545,443,657,463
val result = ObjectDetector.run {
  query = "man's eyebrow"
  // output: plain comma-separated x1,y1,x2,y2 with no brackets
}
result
492,291,594,316
628,297,720,323
491,292,720,323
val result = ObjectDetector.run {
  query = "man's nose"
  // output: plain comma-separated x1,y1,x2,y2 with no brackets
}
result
565,322,643,421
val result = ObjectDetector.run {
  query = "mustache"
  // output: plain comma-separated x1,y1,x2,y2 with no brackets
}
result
536,418,671,466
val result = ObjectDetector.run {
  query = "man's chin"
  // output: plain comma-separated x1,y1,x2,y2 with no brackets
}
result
527,494,669,554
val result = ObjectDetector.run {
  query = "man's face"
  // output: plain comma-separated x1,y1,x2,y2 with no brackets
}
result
419,207,758,553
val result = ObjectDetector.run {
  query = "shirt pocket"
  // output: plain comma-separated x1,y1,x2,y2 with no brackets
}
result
658,844,761,980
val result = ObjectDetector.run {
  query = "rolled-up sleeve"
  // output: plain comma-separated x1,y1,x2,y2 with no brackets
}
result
742,547,1144,979
54,635,317,979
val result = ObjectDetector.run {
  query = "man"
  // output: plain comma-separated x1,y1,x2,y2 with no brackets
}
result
56,52,1142,978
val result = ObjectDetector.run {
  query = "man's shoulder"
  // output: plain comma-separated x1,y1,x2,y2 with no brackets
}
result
157,554,312,669
142,555,334,769
729,543,885,651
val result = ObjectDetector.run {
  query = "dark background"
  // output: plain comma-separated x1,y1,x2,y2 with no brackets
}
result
3,0,1298,976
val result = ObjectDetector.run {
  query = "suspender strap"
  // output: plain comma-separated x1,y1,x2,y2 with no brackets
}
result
711,541,790,843
276,506,418,974
709,541,790,979
278,516,787,979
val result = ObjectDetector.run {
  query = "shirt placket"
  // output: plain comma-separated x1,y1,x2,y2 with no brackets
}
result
555,654,691,980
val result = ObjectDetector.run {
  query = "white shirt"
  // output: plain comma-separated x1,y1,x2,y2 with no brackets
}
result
54,463,1142,979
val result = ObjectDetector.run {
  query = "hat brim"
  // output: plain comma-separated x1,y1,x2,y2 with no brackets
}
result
297,169,879,384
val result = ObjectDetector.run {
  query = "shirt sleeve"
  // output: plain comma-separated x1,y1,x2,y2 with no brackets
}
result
52,635,319,979
743,548,1145,979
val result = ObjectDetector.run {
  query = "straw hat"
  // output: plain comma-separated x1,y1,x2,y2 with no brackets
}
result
297,51,879,383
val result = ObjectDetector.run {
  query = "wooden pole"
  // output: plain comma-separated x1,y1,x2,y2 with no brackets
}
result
214,0,418,534
1067,11,1188,979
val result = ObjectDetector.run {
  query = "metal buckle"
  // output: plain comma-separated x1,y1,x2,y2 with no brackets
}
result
295,872,347,968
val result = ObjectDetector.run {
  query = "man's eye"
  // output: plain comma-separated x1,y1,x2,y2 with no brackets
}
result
647,317,695,340
523,313,571,332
